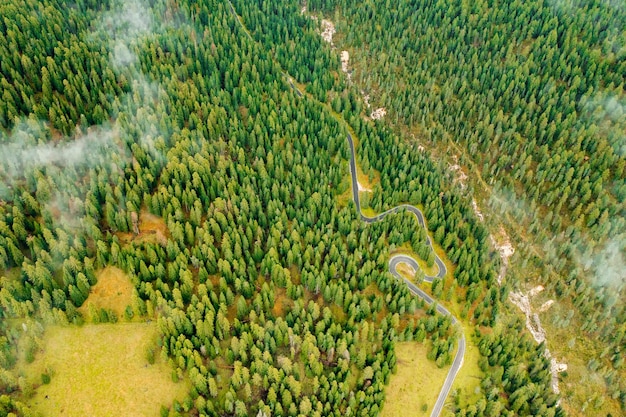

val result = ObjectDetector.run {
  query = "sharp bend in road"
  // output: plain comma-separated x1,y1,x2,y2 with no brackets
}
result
347,133,466,417
227,3,465,416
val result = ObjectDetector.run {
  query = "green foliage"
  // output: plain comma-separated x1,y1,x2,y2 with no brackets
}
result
40,372,50,385
0,0,593,415
469,317,561,416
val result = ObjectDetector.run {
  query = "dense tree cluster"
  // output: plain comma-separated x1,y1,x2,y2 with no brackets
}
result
462,318,563,417
0,0,126,133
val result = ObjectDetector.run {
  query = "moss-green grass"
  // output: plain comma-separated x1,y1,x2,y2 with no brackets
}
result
21,323,189,417
450,325,483,409
360,207,378,217
381,342,449,417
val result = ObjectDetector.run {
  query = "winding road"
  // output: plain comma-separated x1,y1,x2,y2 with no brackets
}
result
347,133,465,417
227,2,465,416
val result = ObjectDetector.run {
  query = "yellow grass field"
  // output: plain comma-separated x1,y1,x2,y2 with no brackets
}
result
78,266,135,321
23,323,189,417
381,342,449,417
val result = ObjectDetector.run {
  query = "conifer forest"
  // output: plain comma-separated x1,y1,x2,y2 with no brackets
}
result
0,0,623,416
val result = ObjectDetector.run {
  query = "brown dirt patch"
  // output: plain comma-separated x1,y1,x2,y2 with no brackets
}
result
272,288,290,317
117,210,168,245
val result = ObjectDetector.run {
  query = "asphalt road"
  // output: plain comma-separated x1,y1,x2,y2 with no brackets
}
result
347,133,466,417
287,78,303,97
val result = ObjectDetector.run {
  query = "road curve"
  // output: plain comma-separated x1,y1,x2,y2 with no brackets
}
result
346,133,465,417
226,3,465,415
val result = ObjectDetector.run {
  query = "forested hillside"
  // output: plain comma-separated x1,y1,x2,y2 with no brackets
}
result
0,0,593,416
305,0,626,414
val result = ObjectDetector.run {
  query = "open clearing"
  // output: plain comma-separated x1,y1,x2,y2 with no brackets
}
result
381,342,449,417
78,266,135,321
393,245,440,278
117,209,168,245
395,261,417,282
22,323,188,417
450,326,482,408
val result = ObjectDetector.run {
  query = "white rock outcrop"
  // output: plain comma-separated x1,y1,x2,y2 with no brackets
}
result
370,107,387,120
321,19,335,44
